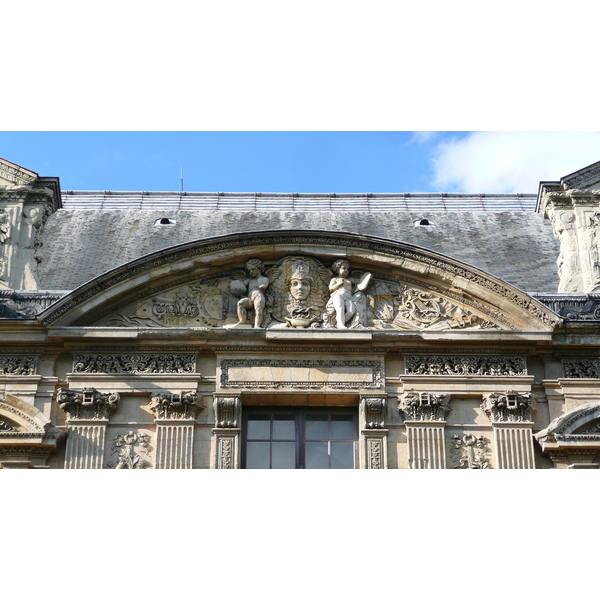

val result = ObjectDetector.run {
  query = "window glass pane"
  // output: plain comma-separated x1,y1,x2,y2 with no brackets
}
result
305,441,329,469
330,416,355,440
246,441,271,468
272,416,295,440
247,417,271,440
305,416,328,440
272,442,296,469
330,441,355,469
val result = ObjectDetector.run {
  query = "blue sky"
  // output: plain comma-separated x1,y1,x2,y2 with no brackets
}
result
2,131,600,194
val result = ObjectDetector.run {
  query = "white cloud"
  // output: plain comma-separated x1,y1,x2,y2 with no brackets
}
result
410,132,440,144
430,132,600,193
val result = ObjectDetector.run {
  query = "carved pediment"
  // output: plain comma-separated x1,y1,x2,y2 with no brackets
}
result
0,157,38,187
40,231,560,333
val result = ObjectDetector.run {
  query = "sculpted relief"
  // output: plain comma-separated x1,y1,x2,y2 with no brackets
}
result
102,254,506,331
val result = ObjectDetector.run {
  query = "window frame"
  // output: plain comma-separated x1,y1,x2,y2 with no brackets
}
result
242,407,359,469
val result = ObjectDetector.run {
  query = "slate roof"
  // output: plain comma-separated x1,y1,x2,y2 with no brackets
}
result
39,192,560,294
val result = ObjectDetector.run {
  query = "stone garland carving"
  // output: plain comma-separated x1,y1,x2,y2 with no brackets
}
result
481,391,534,422
106,431,151,469
361,396,387,429
58,388,120,420
214,395,241,428
562,358,600,378
41,235,560,328
148,391,204,420
399,390,451,421
72,353,196,374
449,434,491,469
405,354,527,376
0,355,37,375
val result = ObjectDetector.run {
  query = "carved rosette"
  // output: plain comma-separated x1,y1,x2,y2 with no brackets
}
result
449,434,491,469
149,391,204,420
481,391,534,423
360,395,387,429
58,388,120,420
214,395,241,428
400,390,451,421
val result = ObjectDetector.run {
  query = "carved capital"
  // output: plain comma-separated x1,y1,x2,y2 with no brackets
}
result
149,391,204,420
58,388,120,420
400,389,451,422
214,394,241,428
360,394,387,429
481,391,534,423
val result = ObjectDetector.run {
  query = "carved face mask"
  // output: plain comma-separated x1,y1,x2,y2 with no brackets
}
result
290,277,311,300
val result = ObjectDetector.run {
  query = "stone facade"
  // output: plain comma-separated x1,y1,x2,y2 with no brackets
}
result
2,155,600,468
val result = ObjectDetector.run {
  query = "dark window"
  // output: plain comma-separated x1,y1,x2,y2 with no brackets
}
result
243,408,358,469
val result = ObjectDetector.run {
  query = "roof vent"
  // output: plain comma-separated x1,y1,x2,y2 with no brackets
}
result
414,218,435,227
155,217,176,226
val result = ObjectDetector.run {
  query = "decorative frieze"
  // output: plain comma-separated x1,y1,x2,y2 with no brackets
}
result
400,390,451,421
107,431,151,469
481,391,534,423
562,358,600,378
405,354,527,376
149,391,204,420
72,353,196,374
0,355,37,375
214,395,241,428
449,434,491,469
220,358,383,390
58,388,120,420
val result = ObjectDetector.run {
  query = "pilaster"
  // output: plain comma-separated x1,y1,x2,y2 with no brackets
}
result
359,394,388,469
212,394,241,469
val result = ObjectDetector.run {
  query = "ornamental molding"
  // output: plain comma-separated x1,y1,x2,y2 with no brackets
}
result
219,358,383,390
106,430,151,469
58,388,120,420
481,391,535,423
0,419,15,432
404,354,527,376
39,231,559,331
0,355,37,375
0,159,38,187
449,434,491,469
149,391,204,420
213,394,241,428
535,402,600,446
360,395,387,429
212,345,388,353
72,353,197,374
399,390,451,421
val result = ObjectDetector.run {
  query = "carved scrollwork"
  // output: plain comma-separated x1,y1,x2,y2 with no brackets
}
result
405,354,527,376
107,431,151,469
392,289,497,330
72,353,196,374
562,358,600,378
0,419,15,432
0,355,37,375
449,434,491,469
361,395,387,429
58,388,120,420
148,391,204,420
399,389,451,421
481,391,534,423
214,395,241,428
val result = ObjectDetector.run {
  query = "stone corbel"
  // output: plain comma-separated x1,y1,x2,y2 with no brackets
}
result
359,394,388,469
212,394,241,469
